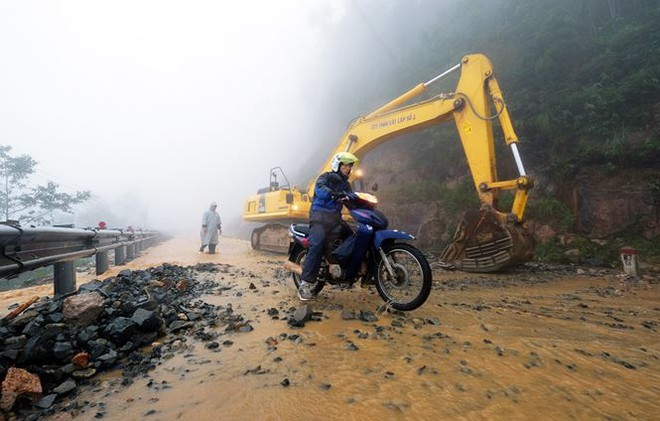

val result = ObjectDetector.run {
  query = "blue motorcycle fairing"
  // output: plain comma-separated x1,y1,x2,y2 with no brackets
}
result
374,229,415,249
349,208,388,229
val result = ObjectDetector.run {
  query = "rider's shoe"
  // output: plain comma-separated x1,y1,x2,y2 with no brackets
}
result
298,281,316,301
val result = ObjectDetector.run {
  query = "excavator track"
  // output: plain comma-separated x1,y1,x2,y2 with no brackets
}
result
440,207,535,272
251,223,291,254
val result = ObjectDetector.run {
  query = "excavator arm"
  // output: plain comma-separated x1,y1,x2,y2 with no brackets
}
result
307,54,535,271
244,53,534,271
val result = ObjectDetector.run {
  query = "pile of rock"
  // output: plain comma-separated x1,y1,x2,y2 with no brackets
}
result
0,263,239,418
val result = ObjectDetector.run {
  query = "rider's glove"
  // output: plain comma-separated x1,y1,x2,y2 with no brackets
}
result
338,193,359,204
331,192,346,202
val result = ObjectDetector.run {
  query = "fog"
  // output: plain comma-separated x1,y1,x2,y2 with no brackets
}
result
0,0,448,235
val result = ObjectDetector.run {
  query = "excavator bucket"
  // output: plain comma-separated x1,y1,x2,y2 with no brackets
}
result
440,207,535,272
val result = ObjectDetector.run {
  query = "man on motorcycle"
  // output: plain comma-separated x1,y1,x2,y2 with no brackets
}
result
298,152,359,300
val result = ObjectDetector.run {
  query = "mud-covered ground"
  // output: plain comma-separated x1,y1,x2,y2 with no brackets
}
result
2,236,659,420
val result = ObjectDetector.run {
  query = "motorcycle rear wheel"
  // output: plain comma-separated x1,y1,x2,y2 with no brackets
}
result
375,243,432,311
290,246,326,296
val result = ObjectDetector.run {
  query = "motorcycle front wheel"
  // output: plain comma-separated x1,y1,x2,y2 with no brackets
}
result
289,245,326,296
375,243,432,311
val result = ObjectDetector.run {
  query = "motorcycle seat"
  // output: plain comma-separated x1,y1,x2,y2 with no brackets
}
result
290,223,310,238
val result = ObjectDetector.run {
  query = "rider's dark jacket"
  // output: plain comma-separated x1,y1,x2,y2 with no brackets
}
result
310,171,352,214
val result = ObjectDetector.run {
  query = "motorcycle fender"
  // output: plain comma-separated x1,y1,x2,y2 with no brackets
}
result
288,240,303,257
374,230,415,249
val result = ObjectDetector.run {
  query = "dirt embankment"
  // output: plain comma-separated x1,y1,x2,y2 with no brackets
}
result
1,236,658,420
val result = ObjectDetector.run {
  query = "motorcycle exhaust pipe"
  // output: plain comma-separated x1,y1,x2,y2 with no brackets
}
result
283,260,303,275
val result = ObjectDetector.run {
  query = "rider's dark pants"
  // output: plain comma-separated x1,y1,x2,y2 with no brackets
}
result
301,211,347,284
345,223,372,281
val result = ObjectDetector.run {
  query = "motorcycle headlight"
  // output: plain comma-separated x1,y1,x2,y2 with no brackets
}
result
356,192,378,205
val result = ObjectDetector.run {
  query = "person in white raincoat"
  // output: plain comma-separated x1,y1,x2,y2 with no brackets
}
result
199,202,222,254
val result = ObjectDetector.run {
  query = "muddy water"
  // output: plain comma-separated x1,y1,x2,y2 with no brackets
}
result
3,237,659,420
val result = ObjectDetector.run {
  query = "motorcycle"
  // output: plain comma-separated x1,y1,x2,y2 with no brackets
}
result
284,192,432,311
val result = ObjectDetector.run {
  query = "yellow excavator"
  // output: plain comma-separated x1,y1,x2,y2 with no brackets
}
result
243,167,312,253
243,53,535,272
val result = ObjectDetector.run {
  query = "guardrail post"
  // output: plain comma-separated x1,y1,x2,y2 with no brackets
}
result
126,243,135,260
96,251,109,275
115,246,125,265
54,261,76,296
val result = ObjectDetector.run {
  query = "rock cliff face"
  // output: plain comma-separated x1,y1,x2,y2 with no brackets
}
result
558,170,659,240
379,184,658,254
359,140,659,260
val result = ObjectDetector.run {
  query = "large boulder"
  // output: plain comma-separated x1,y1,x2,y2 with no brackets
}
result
131,308,163,333
0,367,42,411
62,293,105,327
103,317,137,342
21,323,67,363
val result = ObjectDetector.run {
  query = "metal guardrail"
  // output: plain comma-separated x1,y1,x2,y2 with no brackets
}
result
0,224,160,295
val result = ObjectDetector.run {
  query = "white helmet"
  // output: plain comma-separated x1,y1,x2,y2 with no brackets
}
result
330,152,359,172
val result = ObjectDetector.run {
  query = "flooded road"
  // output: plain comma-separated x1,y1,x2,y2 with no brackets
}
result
3,236,659,420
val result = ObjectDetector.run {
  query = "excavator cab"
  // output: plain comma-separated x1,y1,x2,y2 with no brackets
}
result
257,167,288,194
269,168,287,191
